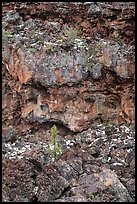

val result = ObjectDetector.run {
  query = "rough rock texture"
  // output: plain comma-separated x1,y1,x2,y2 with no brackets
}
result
2,2,135,202
2,124,135,202
2,159,36,202
2,2,135,132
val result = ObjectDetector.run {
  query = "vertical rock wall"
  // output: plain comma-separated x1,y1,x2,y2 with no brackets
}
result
2,2,135,131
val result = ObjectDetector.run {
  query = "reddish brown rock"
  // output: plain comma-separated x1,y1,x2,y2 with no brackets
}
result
2,2,135,202
71,168,133,202
2,2,135,131
2,159,36,202
36,164,69,202
2,121,135,202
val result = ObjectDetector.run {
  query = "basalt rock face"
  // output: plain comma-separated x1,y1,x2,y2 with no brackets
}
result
2,2,135,202
2,2,135,132
2,123,135,202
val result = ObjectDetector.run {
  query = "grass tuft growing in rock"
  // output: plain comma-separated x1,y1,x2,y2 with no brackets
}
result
48,125,62,161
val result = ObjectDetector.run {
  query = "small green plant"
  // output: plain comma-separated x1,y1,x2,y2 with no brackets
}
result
3,30,12,37
2,183,8,190
63,26,79,42
48,125,62,161
29,47,37,53
3,31,12,44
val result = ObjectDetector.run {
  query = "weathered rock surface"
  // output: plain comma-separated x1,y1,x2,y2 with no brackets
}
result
2,2,135,202
2,2,135,132
2,159,36,202
2,123,135,202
